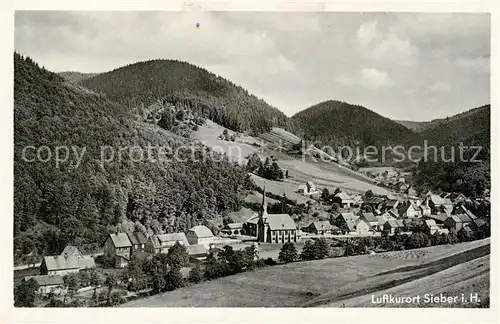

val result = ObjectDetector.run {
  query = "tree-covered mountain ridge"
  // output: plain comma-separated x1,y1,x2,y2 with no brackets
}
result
79,59,288,135
14,53,251,264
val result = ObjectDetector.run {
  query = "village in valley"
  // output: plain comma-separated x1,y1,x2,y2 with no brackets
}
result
13,11,491,310
15,155,491,307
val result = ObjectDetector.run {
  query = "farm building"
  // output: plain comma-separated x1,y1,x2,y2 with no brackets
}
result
146,233,189,254
221,223,243,235
23,275,66,296
40,254,95,276
303,221,338,235
243,213,259,237
186,225,216,246
383,219,404,234
333,192,354,208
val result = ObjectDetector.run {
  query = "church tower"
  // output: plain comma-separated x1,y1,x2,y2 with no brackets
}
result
258,185,270,242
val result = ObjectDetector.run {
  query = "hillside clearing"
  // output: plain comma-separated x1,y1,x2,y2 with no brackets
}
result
122,238,489,307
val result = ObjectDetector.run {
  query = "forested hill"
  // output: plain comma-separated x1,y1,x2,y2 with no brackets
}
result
79,59,288,134
290,100,423,149
419,105,490,149
14,53,250,264
58,71,99,83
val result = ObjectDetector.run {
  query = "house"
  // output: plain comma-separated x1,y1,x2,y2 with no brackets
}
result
60,246,83,259
362,196,385,212
351,194,364,207
127,231,147,252
359,212,378,229
444,215,470,232
186,225,216,246
424,213,449,225
453,205,476,220
449,193,468,204
376,213,396,232
406,186,417,197
424,219,440,235
243,213,259,237
398,203,421,218
304,221,337,235
334,212,359,234
383,219,405,234
355,218,372,235
333,192,354,208
221,223,243,235
257,189,298,243
104,232,132,260
23,275,66,296
468,218,488,233
297,181,317,195
40,254,95,275
425,195,453,214
186,244,209,260
419,204,431,216
146,233,189,254
381,200,399,212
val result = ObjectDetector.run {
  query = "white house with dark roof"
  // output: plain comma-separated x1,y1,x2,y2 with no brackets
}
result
146,233,189,254
186,225,216,246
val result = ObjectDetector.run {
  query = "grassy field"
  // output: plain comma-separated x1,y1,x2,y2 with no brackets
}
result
122,238,490,308
193,120,388,196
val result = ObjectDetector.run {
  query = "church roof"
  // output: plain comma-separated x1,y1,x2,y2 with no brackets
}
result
267,213,296,230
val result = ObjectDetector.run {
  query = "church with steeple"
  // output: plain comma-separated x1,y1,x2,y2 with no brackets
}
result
256,186,298,243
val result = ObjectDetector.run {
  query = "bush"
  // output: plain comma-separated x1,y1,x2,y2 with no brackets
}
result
278,242,298,263
405,232,430,249
301,238,330,260
263,258,277,266
188,264,203,284
164,267,184,291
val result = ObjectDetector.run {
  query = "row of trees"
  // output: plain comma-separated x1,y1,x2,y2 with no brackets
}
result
246,153,284,181
278,238,330,263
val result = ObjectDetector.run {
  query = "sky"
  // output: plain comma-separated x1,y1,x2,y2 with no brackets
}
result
14,11,490,121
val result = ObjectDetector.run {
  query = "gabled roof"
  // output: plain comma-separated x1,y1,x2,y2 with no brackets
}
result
155,233,189,247
43,255,79,271
455,213,472,223
420,204,431,210
187,244,208,256
340,212,359,231
335,192,352,201
225,223,243,229
386,219,404,228
311,221,335,231
127,232,147,246
24,275,64,286
448,215,462,223
246,213,260,224
428,195,445,205
361,212,377,223
425,213,448,223
384,200,399,208
267,213,297,230
188,225,214,238
78,256,96,269
109,233,132,248
60,245,82,258
454,206,476,219
424,219,438,228
472,218,487,228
